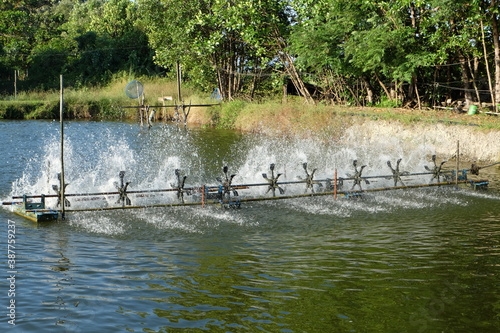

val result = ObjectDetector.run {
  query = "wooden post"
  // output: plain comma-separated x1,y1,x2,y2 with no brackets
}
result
60,75,66,219
14,70,17,100
176,62,182,102
334,169,338,200
201,185,206,208
456,141,460,187
176,62,184,124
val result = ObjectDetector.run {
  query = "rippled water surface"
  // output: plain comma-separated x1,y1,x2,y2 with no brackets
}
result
1,120,499,332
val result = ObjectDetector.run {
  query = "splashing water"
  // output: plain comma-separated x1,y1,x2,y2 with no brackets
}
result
6,122,474,203
5,121,499,235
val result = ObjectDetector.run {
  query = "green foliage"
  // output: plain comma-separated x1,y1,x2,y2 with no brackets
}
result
0,75,196,120
376,96,402,108
0,101,42,119
0,0,159,92
139,0,291,100
26,101,60,119
1,0,500,109
214,100,248,128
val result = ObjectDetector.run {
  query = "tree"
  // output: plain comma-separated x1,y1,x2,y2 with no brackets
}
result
0,1,41,72
485,0,500,108
1,0,499,109
0,0,158,91
289,0,424,105
289,0,499,107
139,0,304,101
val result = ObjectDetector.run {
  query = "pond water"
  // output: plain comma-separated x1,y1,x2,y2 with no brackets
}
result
0,120,498,332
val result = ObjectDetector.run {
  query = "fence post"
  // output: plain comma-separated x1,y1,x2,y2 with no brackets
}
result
334,169,338,200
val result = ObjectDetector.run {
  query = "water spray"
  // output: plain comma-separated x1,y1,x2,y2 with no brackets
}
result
4,146,495,221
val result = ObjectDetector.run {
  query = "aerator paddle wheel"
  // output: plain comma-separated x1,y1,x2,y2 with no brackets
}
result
299,162,323,193
424,155,447,183
214,166,241,208
114,171,131,207
387,159,410,186
172,169,191,203
216,166,239,198
262,163,285,196
8,141,495,219
52,173,70,207
347,160,370,190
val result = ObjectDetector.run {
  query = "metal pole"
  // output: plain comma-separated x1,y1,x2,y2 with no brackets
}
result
334,169,338,200
59,180,468,212
60,75,65,219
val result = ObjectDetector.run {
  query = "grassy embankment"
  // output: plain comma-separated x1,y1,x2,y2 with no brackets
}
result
2,77,500,135
0,77,209,120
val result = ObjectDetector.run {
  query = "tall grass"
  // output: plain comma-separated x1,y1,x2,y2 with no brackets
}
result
0,76,212,120
216,99,500,133
2,77,500,133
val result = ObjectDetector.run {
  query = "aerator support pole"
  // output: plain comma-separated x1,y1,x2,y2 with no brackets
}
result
334,169,338,200
60,75,65,220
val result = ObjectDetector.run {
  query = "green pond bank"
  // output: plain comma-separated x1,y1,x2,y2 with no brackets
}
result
1,96,499,162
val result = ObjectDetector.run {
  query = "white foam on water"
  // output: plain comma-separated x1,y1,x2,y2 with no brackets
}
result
130,208,205,234
126,206,258,234
68,212,126,236
283,199,355,218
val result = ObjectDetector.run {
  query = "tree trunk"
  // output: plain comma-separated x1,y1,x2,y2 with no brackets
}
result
272,26,314,104
413,75,421,109
480,19,495,108
458,51,473,105
361,76,374,105
280,52,314,103
469,57,481,104
374,72,391,101
491,0,500,110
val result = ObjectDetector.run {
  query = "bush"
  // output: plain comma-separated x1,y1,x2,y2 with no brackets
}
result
0,101,45,119
215,100,247,128
376,96,402,108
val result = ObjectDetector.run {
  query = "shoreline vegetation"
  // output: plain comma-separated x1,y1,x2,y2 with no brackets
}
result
1,78,500,162
2,78,500,131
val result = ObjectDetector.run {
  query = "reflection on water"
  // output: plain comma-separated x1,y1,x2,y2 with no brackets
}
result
0,120,499,332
